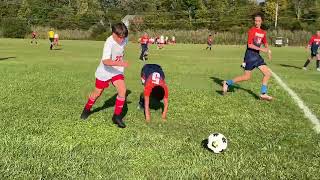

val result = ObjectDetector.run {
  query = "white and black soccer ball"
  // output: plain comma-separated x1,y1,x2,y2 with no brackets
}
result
207,133,228,153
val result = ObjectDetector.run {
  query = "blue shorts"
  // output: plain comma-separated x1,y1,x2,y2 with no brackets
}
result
244,50,266,71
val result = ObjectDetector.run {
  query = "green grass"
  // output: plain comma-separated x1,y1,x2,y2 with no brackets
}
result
0,39,320,179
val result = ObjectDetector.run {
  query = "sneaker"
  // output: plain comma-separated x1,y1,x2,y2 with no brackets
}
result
222,81,228,95
112,114,126,128
302,67,307,70
317,68,320,72
80,108,91,120
260,94,273,101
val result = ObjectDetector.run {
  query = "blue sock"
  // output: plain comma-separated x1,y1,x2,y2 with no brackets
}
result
226,80,234,86
261,85,267,94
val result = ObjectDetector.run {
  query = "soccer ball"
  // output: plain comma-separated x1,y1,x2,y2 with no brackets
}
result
207,133,228,153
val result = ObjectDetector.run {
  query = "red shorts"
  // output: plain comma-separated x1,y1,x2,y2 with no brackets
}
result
95,74,124,89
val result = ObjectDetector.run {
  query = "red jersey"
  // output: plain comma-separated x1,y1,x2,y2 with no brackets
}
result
32,32,36,37
247,27,267,53
207,37,212,44
140,35,149,45
309,35,320,46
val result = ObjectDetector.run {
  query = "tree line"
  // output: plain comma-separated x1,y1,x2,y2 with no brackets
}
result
0,0,319,39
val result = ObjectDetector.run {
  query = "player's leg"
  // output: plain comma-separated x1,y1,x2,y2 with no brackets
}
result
112,78,126,128
49,38,53,50
303,53,314,70
258,65,272,100
209,44,212,50
81,87,104,119
222,71,252,95
138,93,145,109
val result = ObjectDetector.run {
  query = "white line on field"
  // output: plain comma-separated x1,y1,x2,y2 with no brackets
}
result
271,70,320,134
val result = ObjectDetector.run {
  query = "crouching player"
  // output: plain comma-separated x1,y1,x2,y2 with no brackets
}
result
139,64,169,122
80,22,129,128
223,13,273,101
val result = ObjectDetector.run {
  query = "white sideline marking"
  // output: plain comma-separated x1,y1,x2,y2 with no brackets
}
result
271,70,320,133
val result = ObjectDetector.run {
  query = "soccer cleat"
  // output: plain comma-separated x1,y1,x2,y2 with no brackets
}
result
260,94,273,101
112,114,126,128
80,108,91,120
302,67,307,70
222,81,228,95
317,68,320,72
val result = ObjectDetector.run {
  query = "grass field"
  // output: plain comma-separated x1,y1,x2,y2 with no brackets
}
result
1,38,320,179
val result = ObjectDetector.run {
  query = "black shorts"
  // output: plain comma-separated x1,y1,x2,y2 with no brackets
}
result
244,50,266,71
49,38,54,42
311,51,318,57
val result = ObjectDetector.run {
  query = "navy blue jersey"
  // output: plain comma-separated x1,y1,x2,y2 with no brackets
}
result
141,64,165,84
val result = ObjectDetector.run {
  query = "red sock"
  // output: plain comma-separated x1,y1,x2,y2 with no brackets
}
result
114,96,125,115
84,98,95,111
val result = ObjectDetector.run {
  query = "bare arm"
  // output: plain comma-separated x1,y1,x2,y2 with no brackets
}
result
248,43,269,53
144,96,151,122
162,97,168,121
102,59,128,67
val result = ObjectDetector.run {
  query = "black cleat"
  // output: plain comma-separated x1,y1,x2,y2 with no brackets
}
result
80,108,91,120
112,114,126,128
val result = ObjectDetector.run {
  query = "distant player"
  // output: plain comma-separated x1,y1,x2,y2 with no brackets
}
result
302,30,320,71
158,35,165,49
31,31,37,45
140,33,149,61
171,36,176,44
139,64,169,122
48,29,55,50
80,23,129,128
54,33,59,46
222,13,273,101
206,34,213,50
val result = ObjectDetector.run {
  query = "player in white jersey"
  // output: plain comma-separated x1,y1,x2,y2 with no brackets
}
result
158,35,165,49
54,33,59,46
81,23,129,128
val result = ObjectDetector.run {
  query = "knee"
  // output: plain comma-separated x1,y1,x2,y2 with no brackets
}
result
90,90,102,100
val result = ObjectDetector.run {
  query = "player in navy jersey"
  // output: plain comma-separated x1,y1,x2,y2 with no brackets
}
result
139,64,169,122
303,31,320,71
222,13,273,101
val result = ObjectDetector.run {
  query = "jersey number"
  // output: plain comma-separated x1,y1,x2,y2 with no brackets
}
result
115,56,122,62
256,37,262,44
152,72,161,85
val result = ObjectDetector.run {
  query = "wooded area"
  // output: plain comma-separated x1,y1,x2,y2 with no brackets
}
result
1,0,319,44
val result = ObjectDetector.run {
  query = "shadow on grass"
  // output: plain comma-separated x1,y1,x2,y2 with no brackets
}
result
0,57,16,61
52,48,63,51
91,90,132,119
210,76,260,99
279,64,302,69
201,139,213,152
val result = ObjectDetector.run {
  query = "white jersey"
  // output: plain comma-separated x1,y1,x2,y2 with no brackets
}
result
160,35,164,44
95,35,127,81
